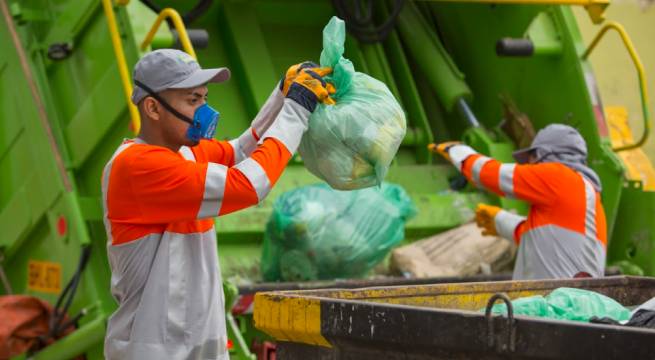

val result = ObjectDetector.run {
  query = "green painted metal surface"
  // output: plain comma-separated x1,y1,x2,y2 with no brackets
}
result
1,2,111,359
0,0,651,358
607,181,655,276
420,4,625,230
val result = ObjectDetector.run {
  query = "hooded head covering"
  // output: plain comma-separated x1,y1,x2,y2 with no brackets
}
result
512,124,602,191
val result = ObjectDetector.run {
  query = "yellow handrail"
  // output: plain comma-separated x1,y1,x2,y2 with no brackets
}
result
141,8,197,59
420,0,609,24
582,21,651,152
101,0,141,134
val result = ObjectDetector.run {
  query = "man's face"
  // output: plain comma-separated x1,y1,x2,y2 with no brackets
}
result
158,85,209,147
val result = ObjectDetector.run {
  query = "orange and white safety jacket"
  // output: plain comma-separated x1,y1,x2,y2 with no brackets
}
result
101,87,302,359
448,145,607,280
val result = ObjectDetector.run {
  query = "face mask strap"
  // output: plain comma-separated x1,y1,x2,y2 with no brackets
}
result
134,80,196,126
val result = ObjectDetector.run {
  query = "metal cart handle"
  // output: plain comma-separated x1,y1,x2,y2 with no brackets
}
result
485,292,516,353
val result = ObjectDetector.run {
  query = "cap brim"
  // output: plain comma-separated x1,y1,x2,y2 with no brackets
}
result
131,86,147,105
169,67,231,89
512,147,535,164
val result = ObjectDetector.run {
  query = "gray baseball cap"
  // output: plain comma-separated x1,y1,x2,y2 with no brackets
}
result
131,49,230,104
512,124,587,164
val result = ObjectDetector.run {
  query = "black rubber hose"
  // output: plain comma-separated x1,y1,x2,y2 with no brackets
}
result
138,0,213,28
332,0,405,43
182,0,213,25
49,246,92,338
138,0,174,28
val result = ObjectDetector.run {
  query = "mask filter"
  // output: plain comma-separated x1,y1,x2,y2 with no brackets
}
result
134,80,220,142
187,103,219,142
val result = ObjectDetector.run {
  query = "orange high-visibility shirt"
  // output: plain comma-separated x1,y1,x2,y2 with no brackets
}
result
102,91,306,359
448,144,606,280
104,137,290,245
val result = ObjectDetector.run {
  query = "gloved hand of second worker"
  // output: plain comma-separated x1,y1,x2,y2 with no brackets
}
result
475,203,502,236
286,67,335,112
428,141,463,163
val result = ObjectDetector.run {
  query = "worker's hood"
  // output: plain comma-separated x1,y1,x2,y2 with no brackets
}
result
513,124,602,192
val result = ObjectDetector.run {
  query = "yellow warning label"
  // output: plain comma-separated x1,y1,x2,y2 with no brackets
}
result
27,260,62,294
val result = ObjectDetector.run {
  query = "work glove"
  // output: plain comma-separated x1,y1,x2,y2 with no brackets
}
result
428,141,463,163
261,67,334,155
235,64,333,162
286,67,335,112
475,203,502,236
282,62,336,104
249,61,319,138
280,61,318,95
428,141,478,171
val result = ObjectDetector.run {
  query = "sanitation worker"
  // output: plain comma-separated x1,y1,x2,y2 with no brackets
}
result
101,49,333,359
433,124,606,280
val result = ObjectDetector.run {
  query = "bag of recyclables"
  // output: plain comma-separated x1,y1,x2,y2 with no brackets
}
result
298,16,406,190
261,182,416,281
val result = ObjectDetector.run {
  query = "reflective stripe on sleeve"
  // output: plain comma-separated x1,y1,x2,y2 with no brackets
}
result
471,156,492,189
197,163,228,218
233,158,271,203
583,178,598,240
499,163,516,198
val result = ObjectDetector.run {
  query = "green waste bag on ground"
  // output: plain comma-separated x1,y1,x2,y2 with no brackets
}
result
298,16,406,190
261,183,416,282
488,287,631,322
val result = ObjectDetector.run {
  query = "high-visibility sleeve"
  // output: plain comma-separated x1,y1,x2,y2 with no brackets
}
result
111,138,291,224
453,145,558,206
448,144,561,244
107,99,308,225
495,209,526,243
193,129,262,167
194,139,236,166
219,138,290,215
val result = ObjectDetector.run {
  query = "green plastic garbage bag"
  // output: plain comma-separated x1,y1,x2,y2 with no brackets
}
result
261,182,416,281
496,295,554,318
298,16,407,190
488,287,631,322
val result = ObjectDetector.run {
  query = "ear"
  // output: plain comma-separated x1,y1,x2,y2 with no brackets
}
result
142,97,161,121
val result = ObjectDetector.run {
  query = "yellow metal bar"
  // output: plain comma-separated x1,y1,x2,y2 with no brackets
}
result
140,8,197,59
582,21,651,152
418,0,609,23
101,0,141,134
254,293,332,348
